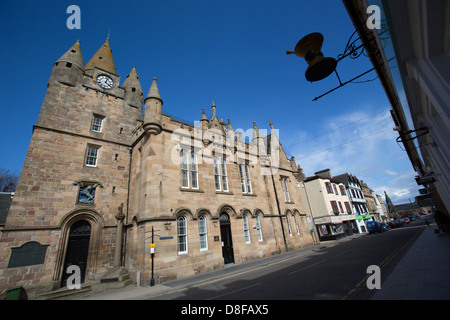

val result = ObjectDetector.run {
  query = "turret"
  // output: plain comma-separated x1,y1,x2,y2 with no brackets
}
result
226,118,235,149
143,77,163,135
200,108,208,131
51,40,85,87
252,121,266,157
122,66,143,111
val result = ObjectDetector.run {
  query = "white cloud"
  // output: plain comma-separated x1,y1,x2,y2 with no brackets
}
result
281,108,418,205
385,169,399,176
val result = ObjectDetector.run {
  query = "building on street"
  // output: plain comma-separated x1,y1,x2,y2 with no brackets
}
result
304,169,358,241
333,173,371,233
0,39,315,298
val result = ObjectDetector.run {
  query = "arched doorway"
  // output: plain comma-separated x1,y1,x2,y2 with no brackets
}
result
219,213,234,264
61,220,91,287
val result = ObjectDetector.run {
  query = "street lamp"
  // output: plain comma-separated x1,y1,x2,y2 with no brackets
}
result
287,30,390,101
286,32,337,82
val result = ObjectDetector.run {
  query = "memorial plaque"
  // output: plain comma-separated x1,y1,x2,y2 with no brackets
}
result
8,241,48,268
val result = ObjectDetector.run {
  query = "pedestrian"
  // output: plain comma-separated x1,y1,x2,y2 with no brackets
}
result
425,219,429,227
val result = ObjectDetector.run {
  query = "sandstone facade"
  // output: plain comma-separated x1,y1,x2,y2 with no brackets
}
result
0,40,315,297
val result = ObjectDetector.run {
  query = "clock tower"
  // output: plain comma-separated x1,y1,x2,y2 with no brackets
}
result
83,38,123,97
0,39,143,296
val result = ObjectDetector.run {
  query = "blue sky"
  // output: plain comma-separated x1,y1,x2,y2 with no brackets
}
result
0,0,419,205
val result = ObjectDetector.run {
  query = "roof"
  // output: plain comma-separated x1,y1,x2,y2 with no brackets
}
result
56,40,84,70
85,39,117,75
145,77,163,105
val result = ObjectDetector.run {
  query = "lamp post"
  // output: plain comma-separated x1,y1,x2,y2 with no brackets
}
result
287,30,389,101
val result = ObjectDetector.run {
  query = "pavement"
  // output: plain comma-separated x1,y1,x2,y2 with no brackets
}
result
372,218,450,300
73,216,450,300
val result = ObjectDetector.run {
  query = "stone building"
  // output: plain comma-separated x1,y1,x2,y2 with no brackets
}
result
0,39,314,297
360,181,379,220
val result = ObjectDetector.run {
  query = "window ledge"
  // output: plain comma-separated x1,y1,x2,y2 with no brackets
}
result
215,191,234,195
180,187,204,193
242,193,257,197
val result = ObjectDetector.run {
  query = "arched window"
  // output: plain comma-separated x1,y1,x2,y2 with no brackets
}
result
294,213,301,235
243,215,251,243
255,214,263,241
177,216,188,254
286,214,293,236
198,216,208,251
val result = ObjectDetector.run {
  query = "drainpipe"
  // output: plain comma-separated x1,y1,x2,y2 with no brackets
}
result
122,147,133,267
270,166,287,249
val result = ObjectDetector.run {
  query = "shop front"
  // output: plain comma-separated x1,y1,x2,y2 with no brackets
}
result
314,216,345,241
355,214,372,233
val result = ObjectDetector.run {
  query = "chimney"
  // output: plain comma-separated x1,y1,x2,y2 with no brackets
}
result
315,168,332,179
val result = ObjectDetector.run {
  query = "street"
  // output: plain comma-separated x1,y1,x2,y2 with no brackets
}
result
145,218,427,300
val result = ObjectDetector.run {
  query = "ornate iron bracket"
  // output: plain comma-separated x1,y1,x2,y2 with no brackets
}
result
312,28,388,101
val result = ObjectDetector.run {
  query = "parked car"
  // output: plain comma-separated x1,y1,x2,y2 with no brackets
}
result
401,218,410,224
366,221,382,234
388,220,399,228
380,222,390,232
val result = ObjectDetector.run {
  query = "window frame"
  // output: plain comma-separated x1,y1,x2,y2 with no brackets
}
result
286,214,293,236
255,214,263,241
339,185,346,196
180,148,199,190
330,200,340,215
85,145,99,167
325,182,333,194
338,201,344,213
294,213,301,235
243,215,251,244
281,177,291,202
214,156,229,192
344,202,352,214
177,216,188,254
198,215,208,251
91,115,104,133
239,163,252,194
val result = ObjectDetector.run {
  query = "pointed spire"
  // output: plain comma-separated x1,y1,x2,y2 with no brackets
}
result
122,66,142,91
145,77,163,105
227,118,234,131
201,108,208,121
253,121,260,138
85,39,117,74
211,99,217,120
122,66,143,110
56,40,84,70
269,118,280,141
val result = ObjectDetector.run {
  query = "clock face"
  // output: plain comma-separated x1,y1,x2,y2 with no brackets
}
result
97,75,114,89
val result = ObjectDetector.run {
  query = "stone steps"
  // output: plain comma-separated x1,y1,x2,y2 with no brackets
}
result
39,267,132,300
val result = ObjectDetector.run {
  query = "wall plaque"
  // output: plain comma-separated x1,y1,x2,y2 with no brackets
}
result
8,241,48,268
